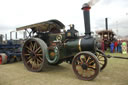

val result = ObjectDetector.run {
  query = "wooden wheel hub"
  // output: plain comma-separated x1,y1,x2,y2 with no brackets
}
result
81,64,88,70
30,52,36,59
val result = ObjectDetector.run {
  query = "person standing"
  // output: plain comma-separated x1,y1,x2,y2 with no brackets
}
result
122,41,127,54
101,40,104,52
110,42,114,53
114,41,118,52
117,41,122,53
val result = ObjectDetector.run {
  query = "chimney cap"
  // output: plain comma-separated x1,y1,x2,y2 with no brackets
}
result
82,3,91,10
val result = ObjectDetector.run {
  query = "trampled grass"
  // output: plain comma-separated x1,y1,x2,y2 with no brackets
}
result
0,52,128,85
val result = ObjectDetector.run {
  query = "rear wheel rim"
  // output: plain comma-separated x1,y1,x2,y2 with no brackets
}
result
22,38,46,72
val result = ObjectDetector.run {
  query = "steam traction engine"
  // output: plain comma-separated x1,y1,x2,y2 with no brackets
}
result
0,34,22,64
16,3,107,80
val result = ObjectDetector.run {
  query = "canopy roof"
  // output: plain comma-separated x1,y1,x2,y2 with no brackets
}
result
16,19,65,32
97,30,115,35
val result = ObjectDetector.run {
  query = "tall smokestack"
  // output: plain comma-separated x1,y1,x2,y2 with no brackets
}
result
10,32,12,40
16,32,17,39
5,34,7,41
82,3,91,36
0,34,3,44
105,18,108,30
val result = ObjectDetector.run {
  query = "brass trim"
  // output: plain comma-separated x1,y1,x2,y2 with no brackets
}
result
78,39,82,51
56,34,62,41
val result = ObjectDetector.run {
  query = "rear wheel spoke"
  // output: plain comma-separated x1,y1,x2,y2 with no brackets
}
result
35,47,41,53
36,54,43,56
26,46,33,51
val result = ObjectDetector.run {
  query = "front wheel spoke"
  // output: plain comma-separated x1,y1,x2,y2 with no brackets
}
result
81,70,85,77
88,67,96,70
88,64,96,69
77,60,82,65
85,70,91,77
86,57,90,63
76,65,82,71
80,57,84,64
87,68,95,76
82,70,91,77
88,60,94,64
77,67,84,75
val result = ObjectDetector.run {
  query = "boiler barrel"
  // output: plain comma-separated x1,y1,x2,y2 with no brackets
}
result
81,37,96,52
65,37,96,54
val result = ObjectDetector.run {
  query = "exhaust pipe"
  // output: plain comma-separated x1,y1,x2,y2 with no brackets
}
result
105,18,108,30
16,32,17,39
5,34,7,41
82,3,91,36
10,32,12,40
0,35,3,44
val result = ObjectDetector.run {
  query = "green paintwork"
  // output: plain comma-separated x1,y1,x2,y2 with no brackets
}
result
17,19,82,64
48,32,80,59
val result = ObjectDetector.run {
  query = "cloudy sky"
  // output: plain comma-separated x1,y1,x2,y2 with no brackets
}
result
0,0,128,39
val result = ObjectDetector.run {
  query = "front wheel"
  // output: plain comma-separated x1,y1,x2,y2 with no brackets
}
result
72,51,100,81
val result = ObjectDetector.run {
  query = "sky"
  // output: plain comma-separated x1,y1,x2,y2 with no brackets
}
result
0,0,128,39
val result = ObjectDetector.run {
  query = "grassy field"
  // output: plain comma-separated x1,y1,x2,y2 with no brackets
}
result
0,53,128,85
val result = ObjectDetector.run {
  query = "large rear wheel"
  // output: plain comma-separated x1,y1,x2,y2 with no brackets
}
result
72,51,100,81
22,38,48,72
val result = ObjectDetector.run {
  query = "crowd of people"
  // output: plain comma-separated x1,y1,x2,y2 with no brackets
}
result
110,41,122,53
101,40,127,54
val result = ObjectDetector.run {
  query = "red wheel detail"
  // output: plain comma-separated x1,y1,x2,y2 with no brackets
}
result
0,53,8,64
5,56,8,60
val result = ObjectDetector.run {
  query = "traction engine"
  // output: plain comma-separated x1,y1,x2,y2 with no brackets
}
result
16,3,107,80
